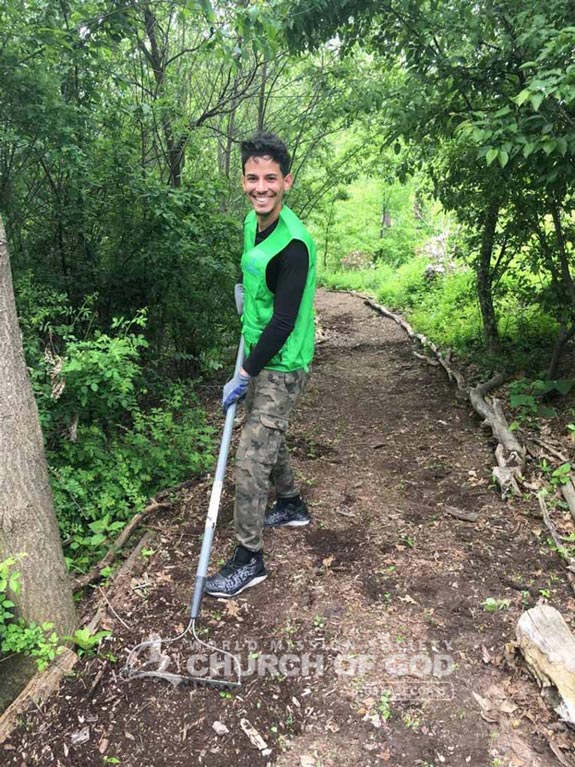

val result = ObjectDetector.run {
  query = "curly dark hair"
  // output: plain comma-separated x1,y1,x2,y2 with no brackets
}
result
240,131,291,177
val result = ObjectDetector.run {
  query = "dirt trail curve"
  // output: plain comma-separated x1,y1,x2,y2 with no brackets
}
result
4,289,575,767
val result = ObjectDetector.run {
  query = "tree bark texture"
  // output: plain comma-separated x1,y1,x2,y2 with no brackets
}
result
476,197,501,354
0,218,76,637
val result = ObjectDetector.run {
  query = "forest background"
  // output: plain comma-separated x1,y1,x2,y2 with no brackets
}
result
2,0,575,671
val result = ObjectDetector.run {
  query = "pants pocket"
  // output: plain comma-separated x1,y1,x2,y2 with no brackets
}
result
237,413,285,469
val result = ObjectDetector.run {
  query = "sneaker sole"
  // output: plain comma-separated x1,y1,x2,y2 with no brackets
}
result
205,573,268,599
265,518,311,528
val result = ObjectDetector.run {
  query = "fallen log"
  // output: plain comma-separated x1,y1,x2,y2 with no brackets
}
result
517,604,575,726
0,530,155,744
0,604,104,744
562,481,575,523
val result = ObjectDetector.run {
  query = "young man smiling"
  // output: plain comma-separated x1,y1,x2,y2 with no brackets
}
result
205,131,316,598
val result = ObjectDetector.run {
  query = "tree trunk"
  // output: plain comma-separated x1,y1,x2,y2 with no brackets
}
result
257,61,268,131
0,218,76,686
547,323,575,380
550,199,575,306
476,197,501,354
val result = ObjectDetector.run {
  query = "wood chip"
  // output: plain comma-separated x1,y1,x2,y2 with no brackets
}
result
212,721,229,736
445,506,479,523
71,727,90,746
239,718,271,756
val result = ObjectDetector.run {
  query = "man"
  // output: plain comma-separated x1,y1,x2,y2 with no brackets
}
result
205,131,316,599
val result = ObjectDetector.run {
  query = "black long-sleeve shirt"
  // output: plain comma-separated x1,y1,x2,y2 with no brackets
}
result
243,218,309,377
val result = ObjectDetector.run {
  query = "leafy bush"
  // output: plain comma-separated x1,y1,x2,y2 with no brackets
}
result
50,385,214,573
407,268,483,352
2,620,63,671
15,279,215,572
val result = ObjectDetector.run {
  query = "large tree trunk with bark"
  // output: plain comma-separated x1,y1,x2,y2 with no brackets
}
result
0,218,76,698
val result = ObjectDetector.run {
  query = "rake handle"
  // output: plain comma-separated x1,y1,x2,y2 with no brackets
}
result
190,336,245,619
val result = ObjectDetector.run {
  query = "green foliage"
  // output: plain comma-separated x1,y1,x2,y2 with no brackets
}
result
538,459,572,490
378,690,393,721
481,597,511,612
508,378,573,426
0,557,23,632
66,627,112,656
14,280,216,571
310,169,430,271
2,621,63,671
50,385,214,572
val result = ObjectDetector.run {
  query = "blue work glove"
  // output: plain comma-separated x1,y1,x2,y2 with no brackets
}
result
234,283,244,316
222,371,250,412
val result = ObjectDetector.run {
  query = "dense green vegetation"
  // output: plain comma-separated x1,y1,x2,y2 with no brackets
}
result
2,0,575,665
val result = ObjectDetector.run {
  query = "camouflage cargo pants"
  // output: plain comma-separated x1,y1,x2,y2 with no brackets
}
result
235,368,309,552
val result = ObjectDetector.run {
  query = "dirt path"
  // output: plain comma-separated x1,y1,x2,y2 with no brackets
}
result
4,290,574,767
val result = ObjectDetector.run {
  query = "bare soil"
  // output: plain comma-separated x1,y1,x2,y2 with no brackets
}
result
4,289,575,767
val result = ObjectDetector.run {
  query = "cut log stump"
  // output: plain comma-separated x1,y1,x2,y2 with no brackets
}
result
517,605,575,726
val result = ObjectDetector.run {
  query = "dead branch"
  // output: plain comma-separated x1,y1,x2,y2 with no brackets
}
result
413,351,440,366
74,500,170,592
538,494,575,594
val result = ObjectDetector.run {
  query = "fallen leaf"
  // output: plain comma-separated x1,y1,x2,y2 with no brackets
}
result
224,601,241,618
472,692,498,723
399,594,417,604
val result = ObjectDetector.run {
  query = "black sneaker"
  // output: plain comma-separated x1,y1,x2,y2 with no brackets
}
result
264,496,311,528
204,547,267,598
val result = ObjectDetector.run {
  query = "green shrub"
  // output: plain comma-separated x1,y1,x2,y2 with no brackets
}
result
2,620,63,671
50,385,214,573
408,268,483,351
15,279,215,572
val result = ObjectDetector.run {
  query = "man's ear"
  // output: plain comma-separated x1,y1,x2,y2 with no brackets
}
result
284,173,293,191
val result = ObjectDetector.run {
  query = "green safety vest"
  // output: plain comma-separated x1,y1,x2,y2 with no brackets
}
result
241,205,316,373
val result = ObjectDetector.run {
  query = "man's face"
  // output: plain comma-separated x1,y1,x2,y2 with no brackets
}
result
242,155,292,222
